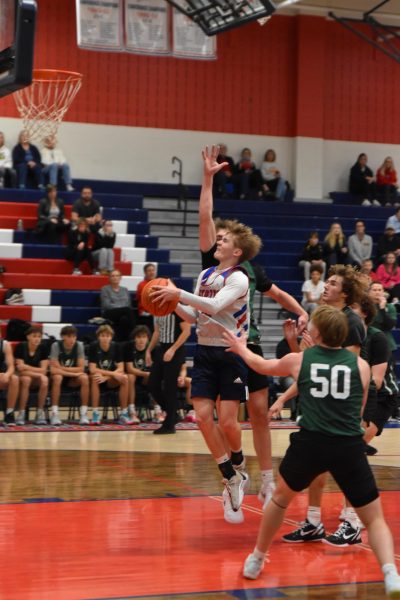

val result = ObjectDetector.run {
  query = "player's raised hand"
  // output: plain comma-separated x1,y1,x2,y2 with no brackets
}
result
202,145,228,177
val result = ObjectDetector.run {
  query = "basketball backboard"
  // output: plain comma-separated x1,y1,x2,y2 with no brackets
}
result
0,0,37,99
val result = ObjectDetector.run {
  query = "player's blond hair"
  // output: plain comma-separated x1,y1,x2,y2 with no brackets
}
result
96,324,115,337
311,305,348,347
226,221,262,262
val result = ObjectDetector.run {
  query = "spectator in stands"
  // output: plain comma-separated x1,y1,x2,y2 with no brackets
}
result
146,313,191,434
376,226,400,265
49,325,89,426
375,252,400,302
136,263,156,330
0,335,19,426
235,147,257,199
88,324,131,425
376,156,399,206
298,231,326,280
124,325,152,424
71,187,102,232
349,153,378,206
100,270,135,342
0,132,16,188
323,222,349,267
213,144,235,198
360,258,378,283
347,219,373,267
36,184,70,244
368,282,397,358
92,220,116,275
301,264,324,313
385,207,400,234
41,136,74,191
14,326,49,426
258,149,286,201
12,130,42,189
65,218,94,275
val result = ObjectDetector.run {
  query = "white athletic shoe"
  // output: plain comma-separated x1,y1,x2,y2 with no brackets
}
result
79,415,90,425
243,552,266,580
258,480,276,509
50,413,62,426
222,488,244,524
235,461,251,493
223,472,248,511
385,571,400,597
128,408,140,424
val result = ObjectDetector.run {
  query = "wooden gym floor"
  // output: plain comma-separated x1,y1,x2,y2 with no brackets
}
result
0,424,398,599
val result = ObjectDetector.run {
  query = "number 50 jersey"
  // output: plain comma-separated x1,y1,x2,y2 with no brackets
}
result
297,346,364,437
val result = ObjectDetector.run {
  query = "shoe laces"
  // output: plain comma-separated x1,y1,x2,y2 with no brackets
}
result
331,520,351,538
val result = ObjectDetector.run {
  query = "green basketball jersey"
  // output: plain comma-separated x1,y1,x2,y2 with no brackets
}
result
297,346,364,437
241,260,260,344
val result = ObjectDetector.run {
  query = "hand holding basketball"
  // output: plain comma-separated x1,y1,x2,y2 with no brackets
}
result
141,277,179,317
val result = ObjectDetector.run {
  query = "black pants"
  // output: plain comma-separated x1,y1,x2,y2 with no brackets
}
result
102,307,135,342
148,343,186,429
37,220,68,244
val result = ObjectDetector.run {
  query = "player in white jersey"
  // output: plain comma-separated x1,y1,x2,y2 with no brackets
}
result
151,220,262,515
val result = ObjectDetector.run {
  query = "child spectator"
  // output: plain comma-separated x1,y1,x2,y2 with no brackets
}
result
323,222,349,267
41,136,74,191
88,324,131,425
36,184,70,244
0,132,16,188
92,220,116,275
71,187,102,232
298,231,326,280
66,218,94,275
124,325,152,423
12,130,42,189
376,156,399,206
14,326,49,426
349,153,377,205
301,264,324,313
49,325,89,425
0,335,19,426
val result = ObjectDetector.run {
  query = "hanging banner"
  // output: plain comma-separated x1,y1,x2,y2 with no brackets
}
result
172,8,216,60
125,0,169,55
76,0,124,51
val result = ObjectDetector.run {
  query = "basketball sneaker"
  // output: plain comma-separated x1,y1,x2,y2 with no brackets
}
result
234,461,251,493
184,409,196,423
91,411,101,425
79,415,90,425
243,552,267,580
118,412,135,425
384,571,400,597
15,411,26,426
223,472,248,512
128,408,140,424
50,413,62,426
4,412,15,426
152,405,165,423
323,520,361,547
282,519,326,543
258,480,276,509
35,410,47,426
222,488,244,524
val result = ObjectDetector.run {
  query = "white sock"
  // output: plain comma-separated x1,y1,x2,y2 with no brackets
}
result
253,547,266,561
382,563,398,577
51,405,58,415
344,507,360,529
80,405,88,416
261,470,274,484
128,403,135,413
307,506,321,526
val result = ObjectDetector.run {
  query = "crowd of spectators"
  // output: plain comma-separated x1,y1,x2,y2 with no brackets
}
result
349,153,399,206
0,130,74,191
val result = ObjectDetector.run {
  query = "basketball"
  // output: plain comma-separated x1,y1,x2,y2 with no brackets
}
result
141,277,179,317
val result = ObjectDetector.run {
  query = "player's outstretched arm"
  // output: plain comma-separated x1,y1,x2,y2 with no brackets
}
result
199,145,228,253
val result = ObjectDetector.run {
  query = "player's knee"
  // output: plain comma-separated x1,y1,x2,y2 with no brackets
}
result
79,373,89,386
52,374,62,385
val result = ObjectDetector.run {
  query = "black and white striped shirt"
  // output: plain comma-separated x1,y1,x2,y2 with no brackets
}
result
155,314,182,344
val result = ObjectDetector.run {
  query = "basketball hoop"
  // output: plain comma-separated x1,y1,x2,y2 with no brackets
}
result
13,69,83,142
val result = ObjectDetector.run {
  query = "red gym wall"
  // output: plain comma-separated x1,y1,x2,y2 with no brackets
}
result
1,0,400,143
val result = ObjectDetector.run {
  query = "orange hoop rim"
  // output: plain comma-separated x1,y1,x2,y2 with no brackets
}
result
32,69,83,83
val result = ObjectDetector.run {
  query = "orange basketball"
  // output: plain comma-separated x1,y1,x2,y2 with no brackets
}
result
140,277,179,317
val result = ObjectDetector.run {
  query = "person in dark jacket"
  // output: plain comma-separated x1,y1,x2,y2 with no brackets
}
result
65,218,94,275
12,130,43,189
376,226,400,265
92,220,116,274
36,184,70,243
349,153,378,206
212,144,235,198
298,231,326,280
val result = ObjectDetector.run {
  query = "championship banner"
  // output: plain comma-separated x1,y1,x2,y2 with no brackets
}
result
172,8,217,60
76,0,123,51
125,0,170,55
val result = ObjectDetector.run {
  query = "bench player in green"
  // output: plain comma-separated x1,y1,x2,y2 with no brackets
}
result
223,305,400,598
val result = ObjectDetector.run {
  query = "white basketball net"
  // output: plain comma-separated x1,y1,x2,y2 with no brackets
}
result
13,70,83,143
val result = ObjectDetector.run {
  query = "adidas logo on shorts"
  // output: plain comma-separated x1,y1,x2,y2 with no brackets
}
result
233,377,243,384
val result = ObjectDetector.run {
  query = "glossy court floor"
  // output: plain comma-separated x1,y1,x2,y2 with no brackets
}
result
0,423,398,600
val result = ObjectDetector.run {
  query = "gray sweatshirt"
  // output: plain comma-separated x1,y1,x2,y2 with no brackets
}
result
101,285,131,310
348,234,373,265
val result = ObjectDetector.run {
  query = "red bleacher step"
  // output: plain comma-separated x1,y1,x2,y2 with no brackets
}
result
0,258,131,275
2,273,109,290
0,202,72,218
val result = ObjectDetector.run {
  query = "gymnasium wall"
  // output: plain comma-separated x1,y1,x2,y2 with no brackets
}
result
1,0,400,197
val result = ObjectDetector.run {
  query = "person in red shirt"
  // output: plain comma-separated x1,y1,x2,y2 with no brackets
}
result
136,263,156,331
375,252,400,302
376,156,399,206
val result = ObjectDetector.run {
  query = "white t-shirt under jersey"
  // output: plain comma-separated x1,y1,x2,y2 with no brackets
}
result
178,266,249,347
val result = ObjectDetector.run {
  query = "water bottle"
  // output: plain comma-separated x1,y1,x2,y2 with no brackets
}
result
17,219,24,231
